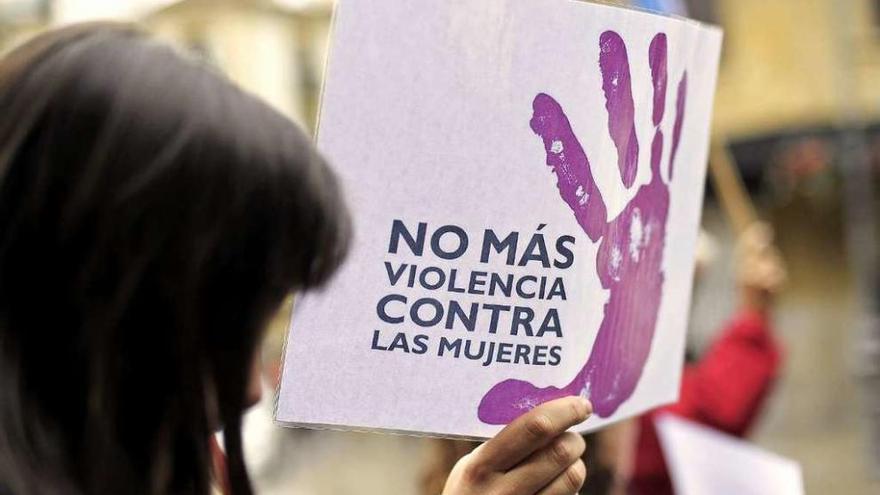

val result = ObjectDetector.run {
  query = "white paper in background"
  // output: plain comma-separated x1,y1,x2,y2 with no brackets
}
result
657,415,805,495
277,0,722,438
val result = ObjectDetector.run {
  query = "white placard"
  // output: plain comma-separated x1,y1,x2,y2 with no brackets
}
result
277,0,722,438
657,415,805,495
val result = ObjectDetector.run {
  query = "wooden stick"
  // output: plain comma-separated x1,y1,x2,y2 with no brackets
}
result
708,140,758,234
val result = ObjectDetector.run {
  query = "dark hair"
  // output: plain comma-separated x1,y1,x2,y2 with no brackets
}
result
0,23,350,495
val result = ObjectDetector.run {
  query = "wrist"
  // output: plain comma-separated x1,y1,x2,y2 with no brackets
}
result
739,287,773,314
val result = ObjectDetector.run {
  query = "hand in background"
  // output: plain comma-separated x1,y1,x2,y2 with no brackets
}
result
443,397,591,495
735,222,787,313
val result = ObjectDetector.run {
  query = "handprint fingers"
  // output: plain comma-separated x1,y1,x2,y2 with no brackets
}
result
599,31,640,189
669,73,687,181
648,33,669,126
531,93,608,243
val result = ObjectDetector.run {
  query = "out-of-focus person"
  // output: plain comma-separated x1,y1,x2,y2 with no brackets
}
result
420,225,786,495
0,23,593,495
0,21,352,495
630,223,787,494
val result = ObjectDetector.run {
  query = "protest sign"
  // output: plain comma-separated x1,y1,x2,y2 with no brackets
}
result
277,0,722,438
657,415,805,495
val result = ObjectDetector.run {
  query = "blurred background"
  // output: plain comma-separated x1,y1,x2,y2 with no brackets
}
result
3,0,880,493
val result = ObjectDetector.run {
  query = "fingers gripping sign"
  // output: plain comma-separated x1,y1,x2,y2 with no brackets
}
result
444,397,592,495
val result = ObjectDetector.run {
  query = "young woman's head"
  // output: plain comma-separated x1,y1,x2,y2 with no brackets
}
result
0,23,350,495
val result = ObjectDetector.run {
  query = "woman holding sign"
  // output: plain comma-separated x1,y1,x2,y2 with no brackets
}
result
0,24,591,495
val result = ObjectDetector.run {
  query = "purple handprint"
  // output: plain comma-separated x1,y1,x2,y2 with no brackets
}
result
478,31,688,423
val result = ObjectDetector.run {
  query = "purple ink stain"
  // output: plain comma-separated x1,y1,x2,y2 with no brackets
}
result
477,32,689,424
599,31,639,189
529,94,607,243
650,34,668,127
669,73,688,180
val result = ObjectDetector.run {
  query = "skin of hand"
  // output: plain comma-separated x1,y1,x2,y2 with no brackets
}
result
245,354,264,409
443,397,592,495
735,222,787,313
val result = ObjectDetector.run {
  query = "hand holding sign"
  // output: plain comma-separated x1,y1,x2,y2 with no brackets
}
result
443,397,591,495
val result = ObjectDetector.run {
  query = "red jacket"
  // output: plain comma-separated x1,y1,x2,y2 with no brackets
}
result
631,311,782,495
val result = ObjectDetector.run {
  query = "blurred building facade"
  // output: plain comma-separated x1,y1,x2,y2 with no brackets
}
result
143,0,332,130
0,0,333,129
0,0,50,48
712,0,880,138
